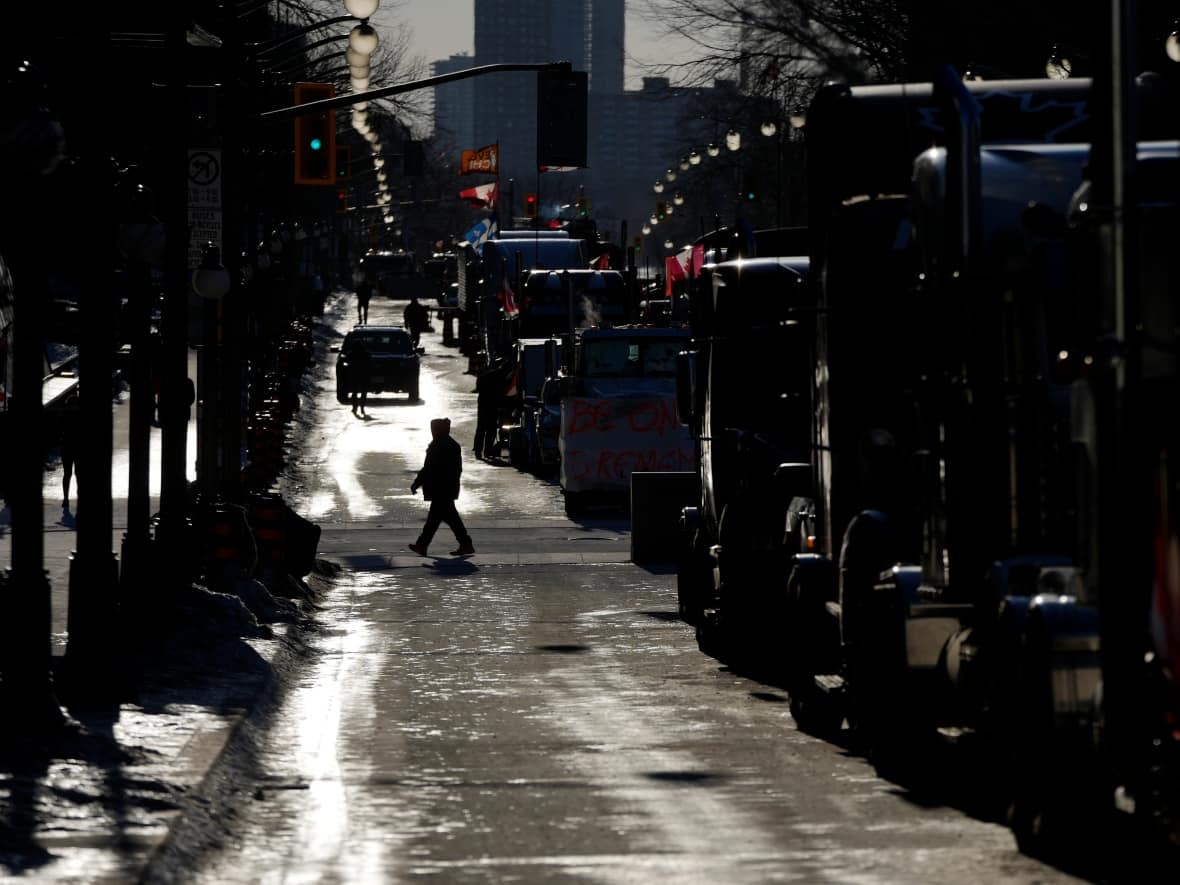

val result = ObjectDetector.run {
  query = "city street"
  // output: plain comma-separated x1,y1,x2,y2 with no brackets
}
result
172,290,1090,884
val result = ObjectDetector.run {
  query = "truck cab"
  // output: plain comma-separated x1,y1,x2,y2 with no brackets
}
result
675,255,812,643
555,325,693,517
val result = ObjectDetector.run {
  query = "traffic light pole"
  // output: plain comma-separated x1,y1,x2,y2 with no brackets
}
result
258,61,572,122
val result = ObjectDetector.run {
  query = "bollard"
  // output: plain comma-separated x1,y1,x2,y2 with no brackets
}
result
249,492,288,589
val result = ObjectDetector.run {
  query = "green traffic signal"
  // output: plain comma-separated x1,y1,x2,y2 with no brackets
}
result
310,137,323,151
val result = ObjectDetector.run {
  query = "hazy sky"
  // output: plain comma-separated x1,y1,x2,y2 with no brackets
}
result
375,0,696,89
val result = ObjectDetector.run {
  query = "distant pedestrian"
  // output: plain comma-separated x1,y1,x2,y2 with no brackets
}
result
471,365,500,460
60,403,80,510
355,275,373,324
403,295,429,348
472,363,503,460
408,417,475,556
348,337,371,417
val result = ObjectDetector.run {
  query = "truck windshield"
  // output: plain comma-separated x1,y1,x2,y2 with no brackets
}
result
582,337,683,378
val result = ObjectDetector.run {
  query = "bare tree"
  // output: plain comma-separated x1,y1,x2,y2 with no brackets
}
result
640,0,909,103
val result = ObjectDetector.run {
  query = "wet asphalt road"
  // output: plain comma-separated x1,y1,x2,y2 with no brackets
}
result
182,292,1091,884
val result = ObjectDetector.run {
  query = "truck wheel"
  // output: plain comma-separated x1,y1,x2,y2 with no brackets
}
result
838,511,899,747
789,691,844,739
409,377,420,401
336,384,349,404
676,531,711,625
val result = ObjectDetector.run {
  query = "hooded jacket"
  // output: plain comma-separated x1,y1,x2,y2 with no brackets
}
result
415,418,462,500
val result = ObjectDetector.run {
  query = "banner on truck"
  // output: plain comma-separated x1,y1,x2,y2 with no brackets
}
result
559,395,696,492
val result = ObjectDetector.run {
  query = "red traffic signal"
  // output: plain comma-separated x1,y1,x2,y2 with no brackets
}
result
335,188,348,213
294,82,337,186
524,193,538,218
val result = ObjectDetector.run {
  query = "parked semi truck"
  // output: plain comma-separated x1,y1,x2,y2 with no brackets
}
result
674,254,811,653
781,67,1180,856
552,325,693,517
454,232,587,368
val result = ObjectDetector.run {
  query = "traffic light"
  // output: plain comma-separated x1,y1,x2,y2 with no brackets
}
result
335,144,351,181
576,194,590,218
524,193,538,218
293,82,336,185
742,173,758,202
656,200,667,221
335,188,348,213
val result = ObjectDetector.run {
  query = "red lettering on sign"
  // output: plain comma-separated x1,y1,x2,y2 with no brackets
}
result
627,398,679,437
568,399,612,435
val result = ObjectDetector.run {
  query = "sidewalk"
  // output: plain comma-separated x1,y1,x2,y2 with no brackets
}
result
0,347,321,882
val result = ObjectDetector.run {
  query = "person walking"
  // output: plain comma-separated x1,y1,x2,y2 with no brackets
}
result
59,403,80,510
348,337,371,417
472,363,503,460
403,294,429,348
355,275,373,324
408,417,475,556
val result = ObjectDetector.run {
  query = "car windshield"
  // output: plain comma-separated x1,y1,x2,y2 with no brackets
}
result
349,331,412,355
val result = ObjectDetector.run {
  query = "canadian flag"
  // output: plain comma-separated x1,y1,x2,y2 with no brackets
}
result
498,275,519,318
459,180,498,209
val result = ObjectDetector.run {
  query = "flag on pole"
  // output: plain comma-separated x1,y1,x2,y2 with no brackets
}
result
459,143,499,175
458,180,498,209
461,215,497,256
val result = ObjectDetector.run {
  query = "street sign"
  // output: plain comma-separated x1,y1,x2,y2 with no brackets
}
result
187,148,222,270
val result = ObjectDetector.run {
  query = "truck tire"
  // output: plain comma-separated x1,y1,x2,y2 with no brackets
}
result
336,384,349,404
676,530,711,625
408,375,420,401
789,691,844,739
839,510,907,758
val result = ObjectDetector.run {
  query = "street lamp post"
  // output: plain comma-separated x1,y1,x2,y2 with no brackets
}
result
116,181,164,614
193,244,231,504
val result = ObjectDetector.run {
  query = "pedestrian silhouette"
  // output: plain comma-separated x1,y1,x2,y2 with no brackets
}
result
60,403,81,510
348,337,371,417
355,275,373,324
473,361,506,460
408,417,474,556
403,295,429,349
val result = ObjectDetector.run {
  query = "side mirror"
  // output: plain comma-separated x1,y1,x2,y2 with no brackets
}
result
675,349,696,427
330,344,341,353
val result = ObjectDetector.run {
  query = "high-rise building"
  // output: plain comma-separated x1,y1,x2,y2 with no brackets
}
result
431,1,723,239
589,0,624,95
431,53,476,151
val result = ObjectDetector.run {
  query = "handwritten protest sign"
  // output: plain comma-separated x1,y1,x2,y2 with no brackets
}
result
559,395,696,492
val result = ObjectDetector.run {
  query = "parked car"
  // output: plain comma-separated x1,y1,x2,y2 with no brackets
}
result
335,325,420,402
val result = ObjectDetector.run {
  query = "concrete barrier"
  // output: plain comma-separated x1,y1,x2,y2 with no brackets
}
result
630,471,699,565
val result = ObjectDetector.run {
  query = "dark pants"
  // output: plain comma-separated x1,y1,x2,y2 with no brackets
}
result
473,420,497,458
417,498,470,547
351,386,368,413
